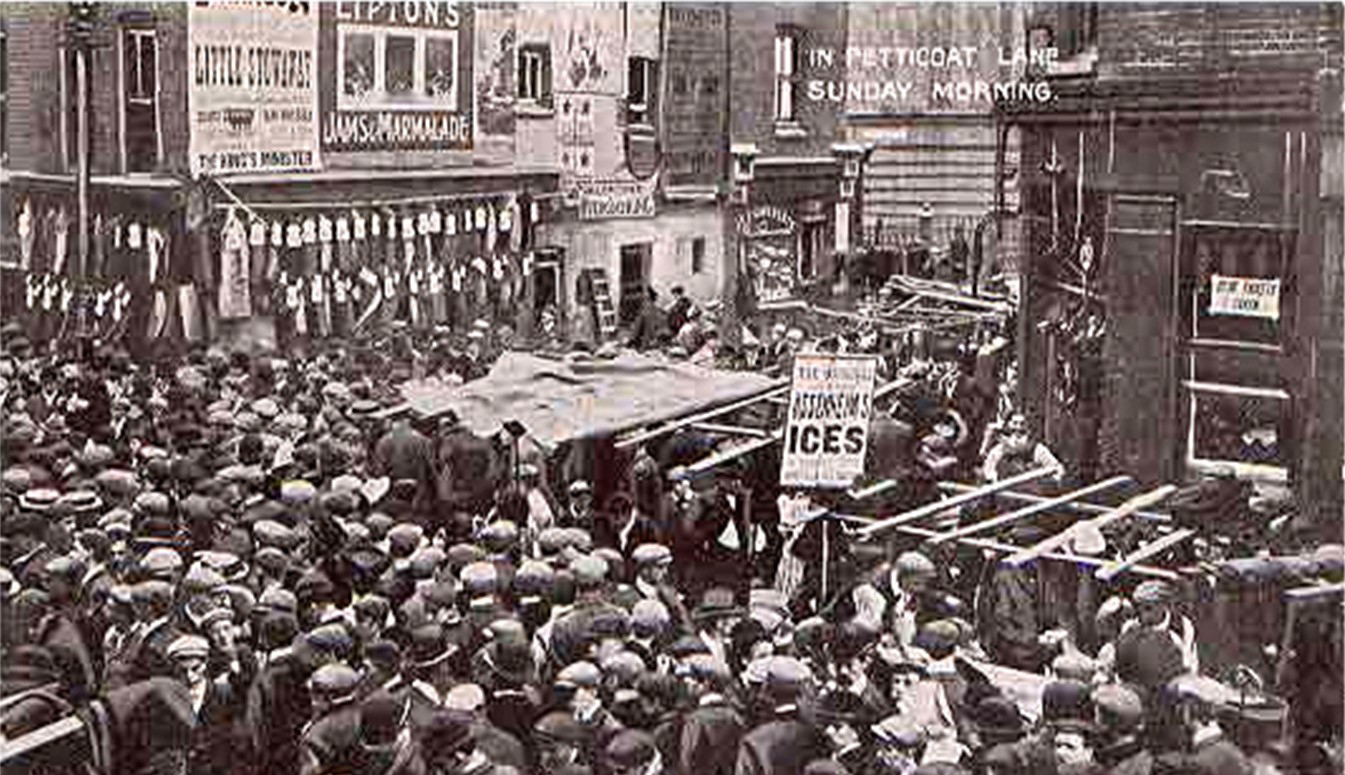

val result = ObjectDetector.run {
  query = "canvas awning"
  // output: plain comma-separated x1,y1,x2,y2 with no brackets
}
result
397,351,784,446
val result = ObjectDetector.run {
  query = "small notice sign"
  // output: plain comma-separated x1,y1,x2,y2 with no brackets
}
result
1209,275,1281,320
780,354,878,489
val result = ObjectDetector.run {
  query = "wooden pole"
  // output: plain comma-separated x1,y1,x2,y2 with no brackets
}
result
937,482,1172,523
855,465,1062,539
690,422,771,438
827,512,1181,580
1002,485,1177,568
1094,528,1195,581
614,384,790,449
0,716,85,765
929,475,1133,545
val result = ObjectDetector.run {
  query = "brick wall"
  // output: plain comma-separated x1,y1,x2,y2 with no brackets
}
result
3,4,65,174
1097,3,1343,78
728,3,848,160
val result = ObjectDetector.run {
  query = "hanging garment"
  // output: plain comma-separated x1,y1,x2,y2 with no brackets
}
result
218,212,252,320
18,199,35,271
179,284,205,343
145,228,171,341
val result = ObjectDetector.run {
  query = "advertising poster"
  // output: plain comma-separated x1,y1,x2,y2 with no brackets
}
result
780,354,878,488
1209,275,1281,320
474,2,517,148
188,2,320,175
321,1,475,153
661,4,727,187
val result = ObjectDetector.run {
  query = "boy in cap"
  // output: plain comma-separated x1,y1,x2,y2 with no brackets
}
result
1106,580,1198,694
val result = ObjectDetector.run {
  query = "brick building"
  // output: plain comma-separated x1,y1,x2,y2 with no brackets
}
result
1002,3,1344,527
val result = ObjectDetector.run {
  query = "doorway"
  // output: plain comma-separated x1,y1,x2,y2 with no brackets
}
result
619,243,652,325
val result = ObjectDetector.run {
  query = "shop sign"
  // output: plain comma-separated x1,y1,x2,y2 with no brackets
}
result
738,205,797,238
577,178,657,220
320,2,475,152
1209,275,1281,320
188,2,320,174
781,354,878,488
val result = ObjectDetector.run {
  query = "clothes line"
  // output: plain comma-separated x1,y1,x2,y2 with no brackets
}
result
207,189,524,213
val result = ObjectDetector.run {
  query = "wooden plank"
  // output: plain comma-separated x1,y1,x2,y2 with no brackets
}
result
855,465,1063,539
1094,528,1196,581
827,512,1182,580
929,476,1134,545
1284,582,1345,601
936,482,1172,523
690,422,771,438
0,716,85,764
684,431,783,475
614,384,791,449
1003,485,1178,568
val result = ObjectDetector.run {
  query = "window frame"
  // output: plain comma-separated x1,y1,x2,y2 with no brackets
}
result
336,24,461,111
517,42,552,107
625,55,658,127
120,26,161,174
774,25,800,124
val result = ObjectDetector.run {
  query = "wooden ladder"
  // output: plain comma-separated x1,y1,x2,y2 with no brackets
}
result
589,270,619,341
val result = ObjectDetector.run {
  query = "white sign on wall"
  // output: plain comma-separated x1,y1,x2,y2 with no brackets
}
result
780,354,878,488
189,2,320,174
1209,275,1281,320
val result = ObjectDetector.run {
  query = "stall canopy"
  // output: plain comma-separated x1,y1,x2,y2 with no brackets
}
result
397,351,784,446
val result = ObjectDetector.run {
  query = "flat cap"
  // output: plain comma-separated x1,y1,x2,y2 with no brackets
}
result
630,599,671,636
254,520,299,549
181,564,226,594
279,480,317,506
141,547,184,575
1133,580,1174,604
538,528,569,555
479,520,520,551
605,730,657,769
306,623,355,658
631,543,672,567
167,635,211,661
459,561,499,595
1093,684,1144,730
309,663,361,696
133,491,171,516
766,656,813,695
896,551,936,578
568,480,592,495
132,579,176,605
534,711,588,743
387,524,425,557
254,547,290,575
569,555,609,587
258,587,299,615
554,660,602,690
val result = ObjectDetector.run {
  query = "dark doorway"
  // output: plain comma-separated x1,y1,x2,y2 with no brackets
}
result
619,243,651,325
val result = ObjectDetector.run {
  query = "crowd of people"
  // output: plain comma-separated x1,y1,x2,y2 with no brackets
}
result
0,302,1326,775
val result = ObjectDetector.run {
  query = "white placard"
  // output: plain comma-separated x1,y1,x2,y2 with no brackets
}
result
188,2,319,175
780,354,878,489
1209,275,1281,320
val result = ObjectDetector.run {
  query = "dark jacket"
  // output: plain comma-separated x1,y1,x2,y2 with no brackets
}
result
681,698,746,775
734,716,826,775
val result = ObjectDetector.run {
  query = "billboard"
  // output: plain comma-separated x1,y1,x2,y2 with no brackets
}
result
321,1,475,152
661,4,727,187
188,2,320,175
780,354,878,488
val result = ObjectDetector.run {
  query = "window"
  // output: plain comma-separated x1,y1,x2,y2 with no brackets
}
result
626,56,658,126
122,28,159,173
691,237,706,274
1056,3,1099,58
701,73,719,96
1180,223,1295,482
774,26,800,123
672,71,687,96
338,25,460,109
518,43,552,107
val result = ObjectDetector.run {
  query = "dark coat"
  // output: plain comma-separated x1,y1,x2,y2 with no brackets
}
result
245,655,313,775
680,700,746,775
373,423,438,507
107,618,182,691
734,717,826,775
299,701,363,775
